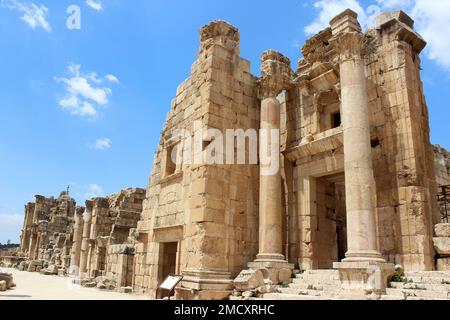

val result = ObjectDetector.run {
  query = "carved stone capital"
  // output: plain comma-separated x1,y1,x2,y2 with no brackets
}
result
330,32,364,61
76,206,85,216
259,50,293,99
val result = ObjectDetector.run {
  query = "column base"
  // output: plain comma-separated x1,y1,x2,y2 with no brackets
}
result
343,250,387,263
175,269,234,300
247,254,294,285
333,261,395,296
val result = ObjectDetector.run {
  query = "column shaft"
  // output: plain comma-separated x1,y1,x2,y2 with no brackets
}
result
339,35,383,262
258,97,283,260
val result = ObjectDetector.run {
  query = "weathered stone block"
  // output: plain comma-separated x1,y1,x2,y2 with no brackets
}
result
234,269,264,291
433,238,450,256
0,280,6,292
435,224,450,238
437,258,450,271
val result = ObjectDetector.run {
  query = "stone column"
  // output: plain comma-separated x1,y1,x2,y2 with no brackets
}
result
69,206,85,275
79,201,93,277
247,50,294,283
330,9,394,295
331,12,383,263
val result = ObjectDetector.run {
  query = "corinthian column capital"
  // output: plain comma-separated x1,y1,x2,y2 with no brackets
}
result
259,50,293,99
330,32,364,61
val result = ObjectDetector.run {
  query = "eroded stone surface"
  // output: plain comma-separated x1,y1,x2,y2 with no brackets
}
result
434,238,450,256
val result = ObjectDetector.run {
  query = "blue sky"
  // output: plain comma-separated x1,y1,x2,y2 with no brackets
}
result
1,0,449,244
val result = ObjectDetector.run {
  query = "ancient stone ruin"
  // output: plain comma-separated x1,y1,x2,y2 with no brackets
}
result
13,188,145,291
9,8,450,300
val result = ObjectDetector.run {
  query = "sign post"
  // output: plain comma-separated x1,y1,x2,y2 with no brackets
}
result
159,275,184,300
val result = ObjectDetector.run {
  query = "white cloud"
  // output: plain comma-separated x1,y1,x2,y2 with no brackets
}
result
86,0,103,11
1,0,51,32
105,74,120,83
55,64,118,119
304,0,368,35
85,184,104,199
376,0,413,9
90,138,112,150
411,0,450,69
304,0,450,71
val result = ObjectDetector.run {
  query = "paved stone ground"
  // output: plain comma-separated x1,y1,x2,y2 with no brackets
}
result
0,268,150,300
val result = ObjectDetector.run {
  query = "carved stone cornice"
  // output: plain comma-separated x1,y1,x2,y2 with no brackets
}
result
330,32,364,62
259,50,293,99
199,20,240,54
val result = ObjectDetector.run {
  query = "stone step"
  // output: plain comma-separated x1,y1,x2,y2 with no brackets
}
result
405,271,450,278
302,270,339,276
380,295,406,301
386,288,450,300
292,278,341,285
261,293,331,300
403,276,450,285
296,274,340,281
389,282,450,292
289,282,341,291
279,288,324,297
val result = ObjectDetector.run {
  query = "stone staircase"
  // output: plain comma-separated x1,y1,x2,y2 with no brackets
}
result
261,270,450,300
262,270,341,300
384,272,450,300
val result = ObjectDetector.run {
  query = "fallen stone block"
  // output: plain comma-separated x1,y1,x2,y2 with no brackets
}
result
83,282,97,288
433,238,450,256
97,281,107,290
0,280,6,292
234,269,264,291
118,287,133,294
0,273,14,289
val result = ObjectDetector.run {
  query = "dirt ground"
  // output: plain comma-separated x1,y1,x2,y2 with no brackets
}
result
0,268,151,300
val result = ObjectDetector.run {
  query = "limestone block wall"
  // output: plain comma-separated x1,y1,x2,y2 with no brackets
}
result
105,244,135,288
83,188,145,278
434,145,450,187
365,18,436,270
134,21,259,298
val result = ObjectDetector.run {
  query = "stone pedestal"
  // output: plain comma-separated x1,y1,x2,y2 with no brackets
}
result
333,261,394,296
176,270,234,300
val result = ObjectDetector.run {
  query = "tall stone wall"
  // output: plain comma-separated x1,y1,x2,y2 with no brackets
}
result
18,191,76,269
134,20,260,299
77,188,145,279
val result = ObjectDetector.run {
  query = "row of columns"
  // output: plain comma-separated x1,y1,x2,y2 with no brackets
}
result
252,10,391,289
